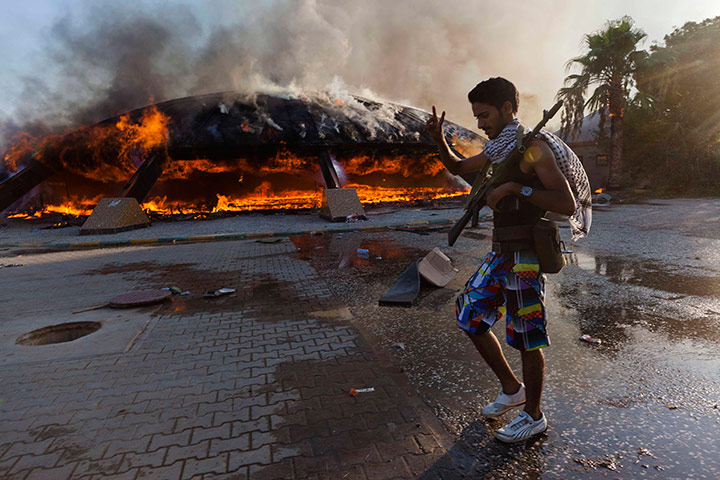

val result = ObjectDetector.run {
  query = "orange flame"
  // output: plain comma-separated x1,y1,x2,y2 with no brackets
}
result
595,188,603,194
342,153,444,178
3,132,38,172
65,105,170,183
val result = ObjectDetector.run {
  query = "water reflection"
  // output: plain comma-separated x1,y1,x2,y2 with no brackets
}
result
291,233,426,272
566,251,720,296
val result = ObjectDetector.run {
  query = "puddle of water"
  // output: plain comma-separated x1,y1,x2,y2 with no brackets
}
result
567,251,720,296
292,233,427,273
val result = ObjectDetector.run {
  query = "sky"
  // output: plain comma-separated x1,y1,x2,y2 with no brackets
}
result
1,0,719,140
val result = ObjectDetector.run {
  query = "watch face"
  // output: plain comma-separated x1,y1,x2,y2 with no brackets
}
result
521,186,533,197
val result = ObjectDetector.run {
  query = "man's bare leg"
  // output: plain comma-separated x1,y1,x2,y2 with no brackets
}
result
520,349,545,420
466,331,522,395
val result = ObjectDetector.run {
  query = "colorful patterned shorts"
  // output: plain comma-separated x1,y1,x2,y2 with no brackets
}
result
456,251,549,351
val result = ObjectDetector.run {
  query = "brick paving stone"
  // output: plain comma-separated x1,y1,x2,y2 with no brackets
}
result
250,428,291,449
228,445,271,470
73,453,125,477
247,457,295,480
375,437,424,463
103,437,151,459
212,407,249,427
402,450,449,477
24,463,78,480
206,467,248,480
317,464,367,480
166,440,210,462
3,439,54,459
208,434,250,457
89,468,140,480
363,456,413,479
149,430,192,451
181,453,228,480
136,460,183,480
337,445,382,466
118,448,167,472
189,423,231,445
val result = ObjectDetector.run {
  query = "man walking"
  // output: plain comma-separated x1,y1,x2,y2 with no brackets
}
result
426,77,591,443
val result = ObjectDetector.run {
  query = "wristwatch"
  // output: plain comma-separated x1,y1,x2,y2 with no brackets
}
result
520,186,533,198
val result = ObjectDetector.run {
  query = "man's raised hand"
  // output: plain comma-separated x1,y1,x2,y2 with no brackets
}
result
426,105,446,144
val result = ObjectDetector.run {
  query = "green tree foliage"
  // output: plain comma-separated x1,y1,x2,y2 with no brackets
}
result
557,16,647,188
626,16,720,188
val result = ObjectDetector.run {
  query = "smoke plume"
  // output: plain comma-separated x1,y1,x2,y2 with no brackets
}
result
1,0,573,159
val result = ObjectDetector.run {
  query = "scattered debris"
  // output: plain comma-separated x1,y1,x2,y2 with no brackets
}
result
561,248,574,254
345,213,364,223
572,455,620,471
665,404,681,410
74,289,172,314
379,260,421,307
310,231,324,236
579,334,602,345
161,286,183,295
637,447,656,458
375,256,383,260
356,248,370,258
349,387,375,396
418,247,457,287
391,343,406,354
593,192,612,206
204,288,236,298
256,237,283,243
0,264,24,268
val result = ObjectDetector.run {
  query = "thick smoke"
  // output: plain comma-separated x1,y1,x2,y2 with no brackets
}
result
1,0,572,158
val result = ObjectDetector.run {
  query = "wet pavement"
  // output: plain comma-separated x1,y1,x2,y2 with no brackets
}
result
289,199,720,479
0,198,719,479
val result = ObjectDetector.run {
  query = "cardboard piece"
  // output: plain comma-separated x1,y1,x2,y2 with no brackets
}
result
418,247,458,287
80,198,150,235
319,188,366,222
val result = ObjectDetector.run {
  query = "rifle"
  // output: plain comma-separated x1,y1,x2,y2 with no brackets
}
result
447,100,563,246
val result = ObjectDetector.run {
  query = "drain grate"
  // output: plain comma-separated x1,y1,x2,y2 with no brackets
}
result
16,322,102,346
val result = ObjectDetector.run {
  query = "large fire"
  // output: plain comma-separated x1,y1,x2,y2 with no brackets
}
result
3,106,470,219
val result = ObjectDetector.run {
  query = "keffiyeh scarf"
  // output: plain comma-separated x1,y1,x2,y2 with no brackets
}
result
483,119,592,241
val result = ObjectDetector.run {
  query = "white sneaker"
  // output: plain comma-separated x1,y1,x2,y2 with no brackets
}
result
494,411,548,443
481,384,526,417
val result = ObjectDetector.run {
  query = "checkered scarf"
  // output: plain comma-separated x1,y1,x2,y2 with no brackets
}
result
483,119,592,241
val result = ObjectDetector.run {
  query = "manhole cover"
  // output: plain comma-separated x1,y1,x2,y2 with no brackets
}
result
16,322,101,346
109,289,171,307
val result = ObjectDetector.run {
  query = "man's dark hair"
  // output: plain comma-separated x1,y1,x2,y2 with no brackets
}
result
467,77,519,114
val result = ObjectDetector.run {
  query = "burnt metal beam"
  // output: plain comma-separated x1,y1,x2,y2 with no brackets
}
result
318,150,341,189
0,160,55,213
121,153,164,203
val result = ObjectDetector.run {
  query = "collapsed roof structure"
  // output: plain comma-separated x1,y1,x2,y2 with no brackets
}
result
1,91,484,215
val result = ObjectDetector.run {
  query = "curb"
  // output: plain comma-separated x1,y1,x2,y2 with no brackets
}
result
0,215,488,251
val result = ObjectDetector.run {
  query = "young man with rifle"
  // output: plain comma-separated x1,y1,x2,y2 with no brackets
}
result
426,77,591,443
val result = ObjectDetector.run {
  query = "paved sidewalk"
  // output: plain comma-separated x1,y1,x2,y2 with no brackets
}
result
0,238,457,479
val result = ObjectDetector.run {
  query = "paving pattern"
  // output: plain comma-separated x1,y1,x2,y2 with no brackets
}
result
0,240,454,479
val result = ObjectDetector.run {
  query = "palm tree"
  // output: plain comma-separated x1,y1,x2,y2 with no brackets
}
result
558,16,647,189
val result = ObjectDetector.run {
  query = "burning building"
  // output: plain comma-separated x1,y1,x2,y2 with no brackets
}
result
1,91,484,219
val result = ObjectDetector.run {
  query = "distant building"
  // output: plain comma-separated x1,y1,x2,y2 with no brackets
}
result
557,110,610,190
